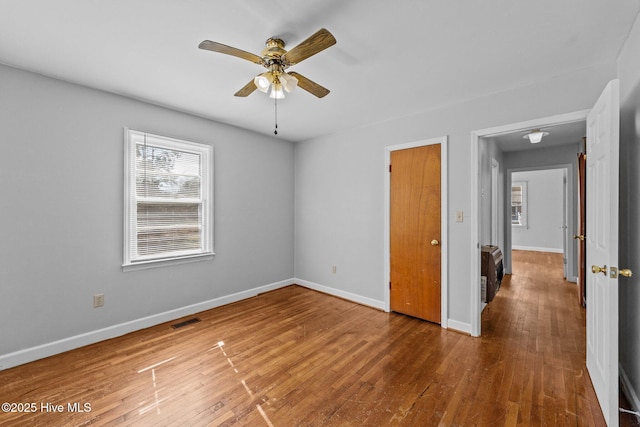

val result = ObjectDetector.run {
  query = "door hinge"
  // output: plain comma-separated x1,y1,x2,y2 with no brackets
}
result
389,281,392,289
389,164,392,173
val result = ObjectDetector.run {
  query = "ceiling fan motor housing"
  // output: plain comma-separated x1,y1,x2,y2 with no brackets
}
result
262,38,286,60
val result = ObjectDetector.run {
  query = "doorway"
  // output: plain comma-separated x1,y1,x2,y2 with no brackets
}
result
470,109,590,337
472,81,623,425
508,166,571,275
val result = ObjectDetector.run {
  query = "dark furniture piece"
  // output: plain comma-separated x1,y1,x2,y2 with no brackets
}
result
481,245,503,303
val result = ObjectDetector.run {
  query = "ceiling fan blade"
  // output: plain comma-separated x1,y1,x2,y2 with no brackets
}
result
288,72,330,98
199,40,263,64
234,79,257,97
283,28,336,65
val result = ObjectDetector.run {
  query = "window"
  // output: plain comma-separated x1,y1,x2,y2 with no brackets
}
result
511,181,527,228
124,129,213,268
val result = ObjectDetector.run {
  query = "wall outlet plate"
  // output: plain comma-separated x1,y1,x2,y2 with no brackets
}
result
93,294,104,308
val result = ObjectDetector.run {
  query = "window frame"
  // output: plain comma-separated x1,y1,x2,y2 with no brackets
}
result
123,128,214,270
511,180,528,228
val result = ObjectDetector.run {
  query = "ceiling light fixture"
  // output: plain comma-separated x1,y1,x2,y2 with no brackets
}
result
252,63,299,134
255,70,297,135
523,129,549,144
199,29,336,136
279,72,298,93
254,72,273,92
269,83,285,100
255,70,298,99
198,29,334,101
257,69,299,134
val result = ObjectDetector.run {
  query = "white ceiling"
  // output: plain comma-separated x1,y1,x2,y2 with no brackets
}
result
1,0,638,142
489,120,587,153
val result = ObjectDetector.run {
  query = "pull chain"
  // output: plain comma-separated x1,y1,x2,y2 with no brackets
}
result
274,94,278,135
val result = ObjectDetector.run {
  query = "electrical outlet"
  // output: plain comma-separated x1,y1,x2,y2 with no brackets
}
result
331,265,337,274
93,294,104,308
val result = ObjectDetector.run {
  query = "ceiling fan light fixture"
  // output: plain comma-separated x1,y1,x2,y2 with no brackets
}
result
523,129,549,144
280,73,298,93
199,28,337,135
254,73,273,93
269,83,285,99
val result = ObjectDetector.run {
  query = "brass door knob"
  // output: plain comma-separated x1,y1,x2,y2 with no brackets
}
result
620,269,633,278
573,234,585,241
592,265,607,275
431,239,439,246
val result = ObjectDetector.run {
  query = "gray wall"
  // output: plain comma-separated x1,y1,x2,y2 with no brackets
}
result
295,61,617,327
511,169,565,252
0,64,295,357
618,13,640,412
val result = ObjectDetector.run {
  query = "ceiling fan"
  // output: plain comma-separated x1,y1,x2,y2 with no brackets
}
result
198,28,336,99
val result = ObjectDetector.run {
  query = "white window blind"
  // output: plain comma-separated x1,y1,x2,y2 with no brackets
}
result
124,129,213,267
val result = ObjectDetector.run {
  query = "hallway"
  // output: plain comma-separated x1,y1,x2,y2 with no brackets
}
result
480,250,602,424
483,250,639,426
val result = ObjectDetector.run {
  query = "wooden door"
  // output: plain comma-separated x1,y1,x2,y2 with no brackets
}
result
585,79,619,426
390,144,441,323
577,152,586,307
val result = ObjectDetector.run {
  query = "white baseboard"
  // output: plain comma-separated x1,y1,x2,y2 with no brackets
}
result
294,279,385,310
620,364,640,417
446,319,472,335
0,279,295,371
512,245,564,253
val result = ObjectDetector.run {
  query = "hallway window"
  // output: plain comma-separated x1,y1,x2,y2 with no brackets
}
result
511,181,527,227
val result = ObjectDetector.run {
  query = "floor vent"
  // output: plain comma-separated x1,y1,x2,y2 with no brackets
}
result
171,317,201,329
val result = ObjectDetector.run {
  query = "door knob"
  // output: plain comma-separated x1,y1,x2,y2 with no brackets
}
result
619,269,633,278
431,239,439,246
592,265,607,275
573,234,585,241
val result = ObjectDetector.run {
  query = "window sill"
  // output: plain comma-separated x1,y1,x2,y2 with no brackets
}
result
122,252,215,272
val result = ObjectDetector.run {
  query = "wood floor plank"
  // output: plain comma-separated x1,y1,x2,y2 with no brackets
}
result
1,251,625,426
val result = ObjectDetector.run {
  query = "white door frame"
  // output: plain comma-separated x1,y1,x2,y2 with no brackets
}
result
469,110,590,337
384,136,449,328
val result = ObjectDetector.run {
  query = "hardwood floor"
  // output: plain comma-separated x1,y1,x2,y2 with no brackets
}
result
0,250,627,426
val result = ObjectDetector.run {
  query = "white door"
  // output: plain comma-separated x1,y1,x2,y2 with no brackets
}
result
586,79,620,426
